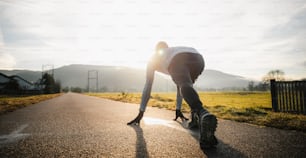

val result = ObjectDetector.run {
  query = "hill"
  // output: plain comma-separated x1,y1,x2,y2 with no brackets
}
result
0,64,252,91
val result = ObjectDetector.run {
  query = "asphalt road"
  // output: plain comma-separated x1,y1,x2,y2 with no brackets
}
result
0,93,305,158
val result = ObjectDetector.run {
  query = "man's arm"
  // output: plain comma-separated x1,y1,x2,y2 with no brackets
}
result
139,62,155,111
176,86,183,110
174,86,189,121
127,62,155,125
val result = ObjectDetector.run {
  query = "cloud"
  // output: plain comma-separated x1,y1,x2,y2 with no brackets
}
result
260,6,306,75
0,52,16,69
264,6,306,39
0,8,46,47
0,0,305,79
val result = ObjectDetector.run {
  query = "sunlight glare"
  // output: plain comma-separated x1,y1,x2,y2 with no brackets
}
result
143,117,196,135
143,117,171,125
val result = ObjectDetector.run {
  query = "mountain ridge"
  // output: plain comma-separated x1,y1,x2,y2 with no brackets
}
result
0,64,252,91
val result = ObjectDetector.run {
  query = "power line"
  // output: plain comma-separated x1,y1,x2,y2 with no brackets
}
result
88,70,99,92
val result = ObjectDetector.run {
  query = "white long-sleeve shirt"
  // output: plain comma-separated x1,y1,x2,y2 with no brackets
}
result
139,46,200,111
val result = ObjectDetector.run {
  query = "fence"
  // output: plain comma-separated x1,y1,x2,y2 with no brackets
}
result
270,79,306,114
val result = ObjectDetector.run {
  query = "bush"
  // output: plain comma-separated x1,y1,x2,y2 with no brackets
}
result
71,87,83,93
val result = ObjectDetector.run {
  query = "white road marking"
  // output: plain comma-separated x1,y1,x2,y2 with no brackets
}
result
0,124,30,145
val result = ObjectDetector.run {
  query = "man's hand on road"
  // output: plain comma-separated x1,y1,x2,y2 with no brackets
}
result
127,111,144,125
174,110,189,121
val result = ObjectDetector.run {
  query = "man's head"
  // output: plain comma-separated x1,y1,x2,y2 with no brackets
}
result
155,41,168,54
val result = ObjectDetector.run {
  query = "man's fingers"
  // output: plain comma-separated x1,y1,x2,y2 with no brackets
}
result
127,111,144,125
180,116,189,122
127,122,139,126
127,119,138,125
127,121,134,125
127,120,140,125
127,117,141,125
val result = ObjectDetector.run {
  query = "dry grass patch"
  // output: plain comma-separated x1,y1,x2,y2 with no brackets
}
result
0,93,62,114
86,92,306,132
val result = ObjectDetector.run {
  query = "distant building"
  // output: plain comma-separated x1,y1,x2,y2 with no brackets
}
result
0,73,40,94
0,73,11,91
10,75,35,90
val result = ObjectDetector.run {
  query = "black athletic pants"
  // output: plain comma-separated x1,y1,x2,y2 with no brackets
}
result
168,53,206,113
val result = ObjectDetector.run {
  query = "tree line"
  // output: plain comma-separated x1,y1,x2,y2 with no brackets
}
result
248,69,288,91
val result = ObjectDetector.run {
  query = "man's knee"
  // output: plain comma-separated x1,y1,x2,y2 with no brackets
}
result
179,83,194,95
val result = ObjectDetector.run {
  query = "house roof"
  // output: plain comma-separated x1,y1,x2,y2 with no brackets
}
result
0,73,33,85
0,73,11,83
11,75,33,86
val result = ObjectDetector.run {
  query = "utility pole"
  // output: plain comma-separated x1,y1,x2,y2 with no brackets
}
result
88,70,99,92
42,64,54,77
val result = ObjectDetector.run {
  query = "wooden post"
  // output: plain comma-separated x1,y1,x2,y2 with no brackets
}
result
270,79,278,112
297,82,302,114
288,82,292,112
292,82,297,113
303,82,306,115
280,82,285,112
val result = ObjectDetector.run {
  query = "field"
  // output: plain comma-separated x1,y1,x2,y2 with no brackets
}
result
87,92,306,132
0,94,61,114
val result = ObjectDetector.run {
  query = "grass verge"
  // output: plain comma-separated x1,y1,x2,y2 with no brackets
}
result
87,92,306,132
0,93,62,115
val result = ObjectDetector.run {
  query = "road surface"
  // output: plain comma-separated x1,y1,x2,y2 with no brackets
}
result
0,93,305,157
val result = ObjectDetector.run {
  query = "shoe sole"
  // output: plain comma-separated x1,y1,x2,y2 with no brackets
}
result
200,114,218,149
188,112,199,129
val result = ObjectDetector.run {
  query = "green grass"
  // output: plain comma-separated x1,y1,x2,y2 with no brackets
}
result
0,94,62,114
87,92,306,132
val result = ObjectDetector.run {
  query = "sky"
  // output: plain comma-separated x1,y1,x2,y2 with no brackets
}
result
0,0,305,80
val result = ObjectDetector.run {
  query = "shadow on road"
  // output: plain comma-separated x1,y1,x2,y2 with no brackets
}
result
130,125,149,158
175,120,246,158
203,140,246,158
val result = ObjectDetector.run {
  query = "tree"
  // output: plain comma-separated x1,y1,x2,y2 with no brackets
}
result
263,69,285,83
247,81,270,92
255,82,269,91
41,73,60,94
54,81,61,93
248,81,255,91
71,87,83,93
62,87,70,93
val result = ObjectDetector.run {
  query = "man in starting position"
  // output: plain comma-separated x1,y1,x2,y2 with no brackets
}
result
127,41,218,148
